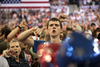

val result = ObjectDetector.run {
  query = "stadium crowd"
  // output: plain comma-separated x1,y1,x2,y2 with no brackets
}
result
0,1,100,67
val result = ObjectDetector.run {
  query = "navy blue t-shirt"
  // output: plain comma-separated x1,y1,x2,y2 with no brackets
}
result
33,40,45,53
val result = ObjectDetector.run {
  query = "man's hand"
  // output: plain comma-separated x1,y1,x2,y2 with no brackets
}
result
19,21,28,30
19,21,28,28
58,14,68,22
33,26,42,36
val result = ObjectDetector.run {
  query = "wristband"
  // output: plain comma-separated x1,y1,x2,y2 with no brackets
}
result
18,26,21,29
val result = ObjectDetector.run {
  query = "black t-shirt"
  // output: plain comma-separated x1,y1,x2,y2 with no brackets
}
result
6,57,30,67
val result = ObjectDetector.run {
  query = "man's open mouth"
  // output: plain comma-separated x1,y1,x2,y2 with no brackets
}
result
52,30,56,33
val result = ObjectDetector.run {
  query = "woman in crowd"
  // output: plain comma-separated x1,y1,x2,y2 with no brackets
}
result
7,21,40,67
1,39,30,67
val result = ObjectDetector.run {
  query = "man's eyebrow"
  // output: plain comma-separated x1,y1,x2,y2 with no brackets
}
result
49,24,51,25
55,24,59,25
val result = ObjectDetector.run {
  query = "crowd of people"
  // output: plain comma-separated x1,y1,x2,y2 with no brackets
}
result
0,1,100,67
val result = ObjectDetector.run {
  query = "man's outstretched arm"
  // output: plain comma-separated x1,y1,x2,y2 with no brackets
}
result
17,27,34,47
17,27,42,47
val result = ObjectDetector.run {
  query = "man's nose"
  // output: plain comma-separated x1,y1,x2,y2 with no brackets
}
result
53,25,56,29
53,27,56,29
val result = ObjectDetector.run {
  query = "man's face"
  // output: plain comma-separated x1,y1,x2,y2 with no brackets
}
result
47,21,61,36
91,25,96,31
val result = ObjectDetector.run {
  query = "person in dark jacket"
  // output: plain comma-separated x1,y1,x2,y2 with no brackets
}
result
19,11,27,23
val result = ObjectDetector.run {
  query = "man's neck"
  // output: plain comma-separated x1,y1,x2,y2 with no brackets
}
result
50,35,61,44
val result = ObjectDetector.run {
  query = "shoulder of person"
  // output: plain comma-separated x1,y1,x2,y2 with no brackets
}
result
0,41,7,44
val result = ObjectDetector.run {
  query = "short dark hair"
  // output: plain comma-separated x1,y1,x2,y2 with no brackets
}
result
1,26,11,39
91,23,95,26
47,18,62,29
66,27,73,31
92,28,100,38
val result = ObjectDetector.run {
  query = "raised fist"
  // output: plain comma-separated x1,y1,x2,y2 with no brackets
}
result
58,14,68,22
19,21,28,30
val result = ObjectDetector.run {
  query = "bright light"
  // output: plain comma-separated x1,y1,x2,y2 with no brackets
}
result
93,47,99,52
66,52,72,57
44,55,52,62
93,42,98,47
94,39,98,42
44,42,49,46
67,47,73,51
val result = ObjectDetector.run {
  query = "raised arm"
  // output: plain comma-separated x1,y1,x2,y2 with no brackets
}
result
7,21,28,41
17,26,42,47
